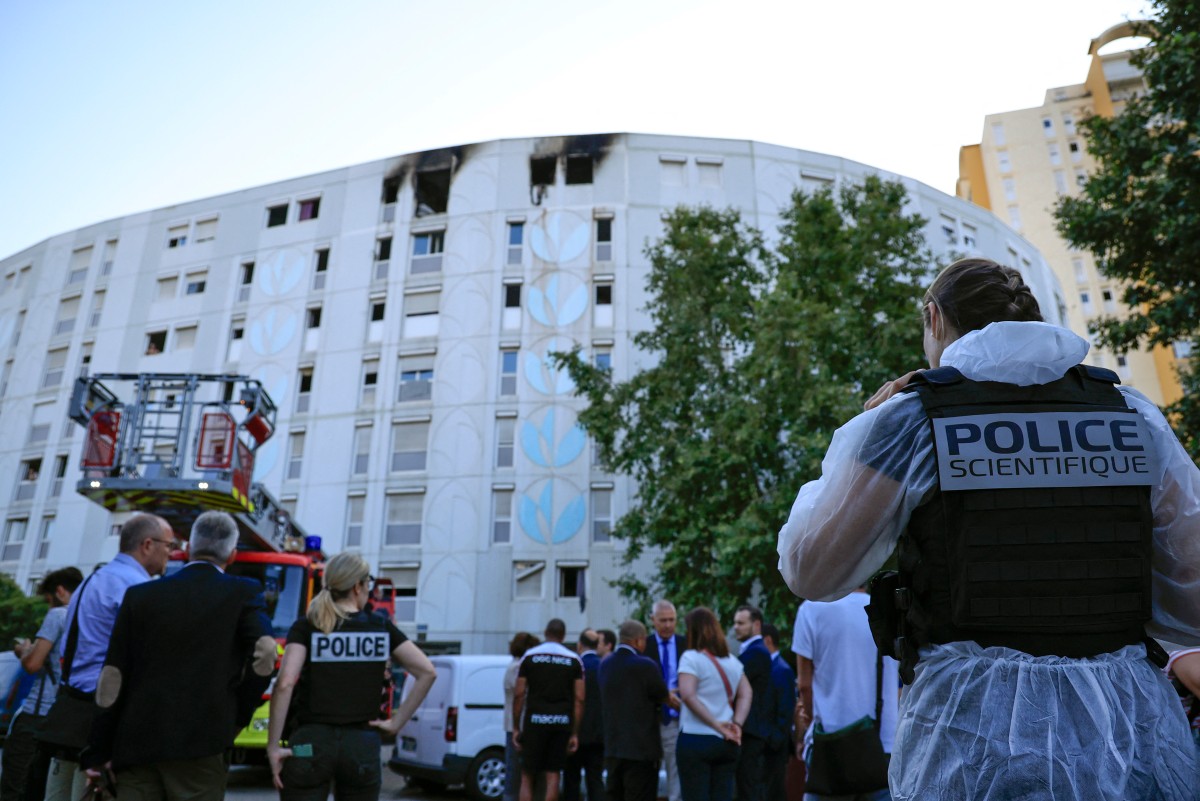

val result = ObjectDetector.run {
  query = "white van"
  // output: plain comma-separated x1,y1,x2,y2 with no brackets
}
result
389,655,510,801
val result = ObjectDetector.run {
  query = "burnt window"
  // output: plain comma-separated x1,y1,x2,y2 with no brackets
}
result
565,155,594,185
266,204,288,227
530,156,556,186
415,168,450,216
382,177,401,205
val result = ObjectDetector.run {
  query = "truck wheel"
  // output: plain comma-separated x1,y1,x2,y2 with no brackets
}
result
466,748,507,801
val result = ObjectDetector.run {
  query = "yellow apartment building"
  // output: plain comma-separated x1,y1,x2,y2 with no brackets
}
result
957,21,1184,406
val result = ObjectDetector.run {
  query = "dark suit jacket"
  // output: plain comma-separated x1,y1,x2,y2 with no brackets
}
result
87,562,274,769
579,651,604,746
766,653,797,750
599,646,667,760
739,637,773,740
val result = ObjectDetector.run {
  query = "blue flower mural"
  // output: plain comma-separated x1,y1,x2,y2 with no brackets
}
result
519,480,587,544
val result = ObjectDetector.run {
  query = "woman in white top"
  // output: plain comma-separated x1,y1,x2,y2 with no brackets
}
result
677,607,752,801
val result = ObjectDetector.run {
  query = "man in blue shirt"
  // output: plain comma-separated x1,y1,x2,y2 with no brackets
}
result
42,513,174,801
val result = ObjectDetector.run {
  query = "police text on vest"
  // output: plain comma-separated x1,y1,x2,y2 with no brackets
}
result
311,632,391,662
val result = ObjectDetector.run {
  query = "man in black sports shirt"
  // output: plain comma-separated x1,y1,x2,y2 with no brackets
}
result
513,618,584,801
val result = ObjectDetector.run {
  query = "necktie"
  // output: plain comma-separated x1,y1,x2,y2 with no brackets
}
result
660,638,674,723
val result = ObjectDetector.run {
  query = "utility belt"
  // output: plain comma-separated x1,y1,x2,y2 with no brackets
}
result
866,570,1162,685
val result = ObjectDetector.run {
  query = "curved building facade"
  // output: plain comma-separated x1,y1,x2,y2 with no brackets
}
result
0,133,1066,652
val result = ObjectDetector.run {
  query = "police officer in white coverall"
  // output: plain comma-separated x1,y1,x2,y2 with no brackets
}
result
778,258,1200,801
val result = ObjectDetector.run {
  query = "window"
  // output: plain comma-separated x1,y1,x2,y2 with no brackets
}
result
382,176,401,205
193,218,217,243
391,421,429,471
403,291,440,338
514,560,545,599
351,424,372,476
1054,170,1068,195
306,306,322,329
238,261,254,302
962,224,977,248
296,368,313,413
375,237,392,280
157,275,178,301
42,348,68,389
1116,354,1131,380
697,158,723,187
502,282,521,330
507,222,524,265
54,296,80,336
266,204,288,227
2,519,27,562
286,432,305,479
594,348,612,371
67,247,92,284
530,156,556,186
51,455,67,497
102,239,117,275
414,168,450,216
1063,115,1077,135
313,248,330,290
595,218,613,262
1007,206,1022,230
594,283,613,327
660,157,686,186
1041,116,1055,137
565,154,593,184
1080,292,1094,315
1048,143,1062,166
227,318,245,362
1069,141,1083,163
1102,288,1116,312
89,290,105,328
991,122,1006,146
496,417,515,467
368,298,386,342
345,495,365,548
15,458,41,502
592,488,612,542
361,360,379,406
1173,341,1194,360
1002,178,1017,202
558,565,586,599
298,197,321,221
386,568,419,621
384,493,423,545
499,349,518,396
173,325,197,350
1073,258,1087,284
411,231,444,274
167,224,188,248
185,271,207,295
28,423,50,446
1075,169,1088,187
37,517,53,560
398,354,434,401
997,151,1011,173
493,490,513,544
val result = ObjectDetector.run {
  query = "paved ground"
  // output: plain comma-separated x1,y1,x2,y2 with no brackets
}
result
224,748,456,800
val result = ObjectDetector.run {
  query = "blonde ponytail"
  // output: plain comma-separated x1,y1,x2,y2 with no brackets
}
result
307,552,370,634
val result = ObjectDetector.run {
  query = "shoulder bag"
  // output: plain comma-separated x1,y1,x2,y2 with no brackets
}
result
803,649,891,795
36,574,102,760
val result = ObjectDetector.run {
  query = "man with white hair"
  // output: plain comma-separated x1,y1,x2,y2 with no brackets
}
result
82,511,276,800
641,600,684,801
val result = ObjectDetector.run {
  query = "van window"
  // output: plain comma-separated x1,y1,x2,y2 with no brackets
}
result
463,666,506,708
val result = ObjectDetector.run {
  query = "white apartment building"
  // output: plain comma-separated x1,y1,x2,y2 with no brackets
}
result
0,133,1067,652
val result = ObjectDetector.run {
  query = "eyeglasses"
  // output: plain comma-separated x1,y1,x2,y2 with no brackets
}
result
149,537,179,549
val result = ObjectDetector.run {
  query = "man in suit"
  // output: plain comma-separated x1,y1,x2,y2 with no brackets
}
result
641,599,684,801
83,510,276,800
732,605,772,801
761,624,796,801
596,629,616,660
564,629,605,801
600,621,668,801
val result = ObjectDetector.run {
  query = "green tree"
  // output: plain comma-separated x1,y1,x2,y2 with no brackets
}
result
556,176,934,619
1055,0,1200,459
0,573,48,648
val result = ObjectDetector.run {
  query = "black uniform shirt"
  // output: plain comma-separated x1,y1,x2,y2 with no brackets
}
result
286,612,407,726
518,641,582,730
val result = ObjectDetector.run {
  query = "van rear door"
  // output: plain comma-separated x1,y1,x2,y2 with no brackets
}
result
410,658,454,765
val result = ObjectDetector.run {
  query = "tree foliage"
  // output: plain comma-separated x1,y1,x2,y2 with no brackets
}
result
0,573,48,647
1055,0,1200,459
555,176,934,620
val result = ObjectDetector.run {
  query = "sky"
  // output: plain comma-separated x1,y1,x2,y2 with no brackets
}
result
0,0,1154,259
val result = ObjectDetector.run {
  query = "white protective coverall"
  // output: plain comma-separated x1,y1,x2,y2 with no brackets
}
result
777,321,1200,801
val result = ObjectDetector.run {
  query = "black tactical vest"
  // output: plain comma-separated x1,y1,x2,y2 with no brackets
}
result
298,613,392,725
894,365,1154,668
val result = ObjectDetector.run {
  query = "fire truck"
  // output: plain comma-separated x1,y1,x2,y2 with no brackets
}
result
67,372,396,759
